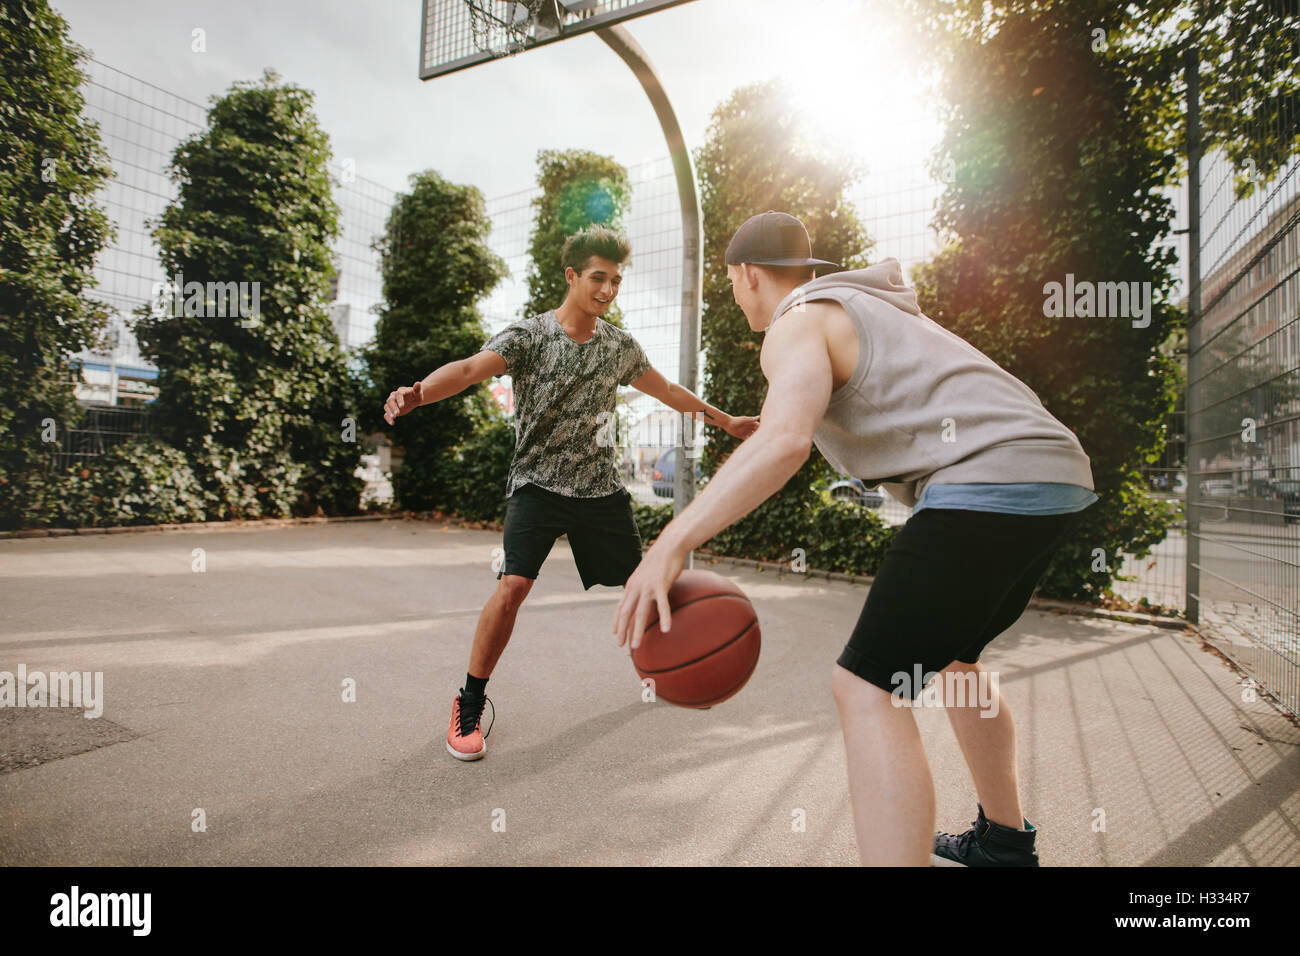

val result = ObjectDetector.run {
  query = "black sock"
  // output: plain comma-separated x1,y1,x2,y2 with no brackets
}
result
464,673,488,698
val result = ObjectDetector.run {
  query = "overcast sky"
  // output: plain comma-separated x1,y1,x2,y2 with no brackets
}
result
52,0,944,198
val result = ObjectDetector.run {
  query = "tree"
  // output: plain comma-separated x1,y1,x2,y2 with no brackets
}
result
695,80,874,560
0,0,114,529
360,170,506,512
522,149,630,325
134,70,361,519
906,1,1183,600
1124,0,1299,197
910,0,1298,192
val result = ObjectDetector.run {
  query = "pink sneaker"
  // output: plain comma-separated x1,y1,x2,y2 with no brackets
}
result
446,690,493,761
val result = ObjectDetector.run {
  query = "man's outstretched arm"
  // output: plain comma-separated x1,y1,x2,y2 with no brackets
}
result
629,366,759,440
383,349,507,425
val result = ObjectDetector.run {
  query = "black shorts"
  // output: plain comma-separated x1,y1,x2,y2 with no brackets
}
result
498,482,644,590
837,505,1091,697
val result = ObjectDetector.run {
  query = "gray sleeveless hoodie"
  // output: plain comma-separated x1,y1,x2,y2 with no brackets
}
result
768,258,1094,508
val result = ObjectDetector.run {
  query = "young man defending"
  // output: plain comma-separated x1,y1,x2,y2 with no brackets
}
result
383,225,758,761
613,211,1097,866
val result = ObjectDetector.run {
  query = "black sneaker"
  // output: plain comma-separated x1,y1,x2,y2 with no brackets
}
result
932,804,1039,866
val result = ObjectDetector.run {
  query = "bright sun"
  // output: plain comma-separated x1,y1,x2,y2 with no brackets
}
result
772,0,943,184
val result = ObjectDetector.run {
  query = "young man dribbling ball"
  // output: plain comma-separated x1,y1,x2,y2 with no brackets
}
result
613,211,1098,866
383,225,759,762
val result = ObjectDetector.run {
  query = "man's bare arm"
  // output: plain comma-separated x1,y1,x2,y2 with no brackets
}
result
629,367,729,427
383,349,507,425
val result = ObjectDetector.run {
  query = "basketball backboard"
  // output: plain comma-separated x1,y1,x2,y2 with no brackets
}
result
419,0,697,80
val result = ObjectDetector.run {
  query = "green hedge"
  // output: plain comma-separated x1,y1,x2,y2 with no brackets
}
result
9,434,370,529
436,414,518,524
632,493,897,577
631,497,673,544
15,438,207,528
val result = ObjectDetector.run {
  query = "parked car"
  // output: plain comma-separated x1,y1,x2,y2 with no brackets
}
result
651,448,703,497
1269,479,1300,523
1247,478,1276,498
826,476,885,509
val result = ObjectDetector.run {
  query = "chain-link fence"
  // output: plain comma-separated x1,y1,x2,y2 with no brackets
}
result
77,58,394,398
85,55,1295,661
79,55,943,479
1185,43,1299,716
46,404,158,471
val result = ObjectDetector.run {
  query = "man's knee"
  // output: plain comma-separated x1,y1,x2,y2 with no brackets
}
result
937,660,1002,713
498,573,534,606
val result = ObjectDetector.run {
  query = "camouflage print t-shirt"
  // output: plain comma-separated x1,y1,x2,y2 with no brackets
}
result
482,310,652,498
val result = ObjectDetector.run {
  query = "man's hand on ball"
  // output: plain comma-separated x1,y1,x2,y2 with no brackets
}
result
614,539,687,651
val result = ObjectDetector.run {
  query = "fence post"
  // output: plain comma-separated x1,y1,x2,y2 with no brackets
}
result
1184,46,1202,625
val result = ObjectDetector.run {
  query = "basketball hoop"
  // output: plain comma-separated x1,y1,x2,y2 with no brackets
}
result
465,1,561,57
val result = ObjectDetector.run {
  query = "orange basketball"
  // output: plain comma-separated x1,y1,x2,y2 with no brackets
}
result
630,569,761,708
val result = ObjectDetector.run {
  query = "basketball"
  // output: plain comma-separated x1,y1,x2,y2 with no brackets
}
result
630,569,761,708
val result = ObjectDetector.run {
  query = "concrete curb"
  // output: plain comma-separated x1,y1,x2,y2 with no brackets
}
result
3,509,1185,632
0,511,426,539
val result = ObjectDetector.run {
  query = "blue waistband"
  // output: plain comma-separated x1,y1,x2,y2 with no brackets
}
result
914,482,1098,516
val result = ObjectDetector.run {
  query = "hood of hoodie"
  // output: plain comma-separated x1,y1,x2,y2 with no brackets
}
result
770,257,921,326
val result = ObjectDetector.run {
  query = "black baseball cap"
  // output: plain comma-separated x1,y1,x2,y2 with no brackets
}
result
724,211,839,269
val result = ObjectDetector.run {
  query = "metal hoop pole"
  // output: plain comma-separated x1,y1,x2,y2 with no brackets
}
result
596,23,703,570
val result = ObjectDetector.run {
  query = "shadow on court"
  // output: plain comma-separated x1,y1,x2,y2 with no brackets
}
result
0,518,1296,866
